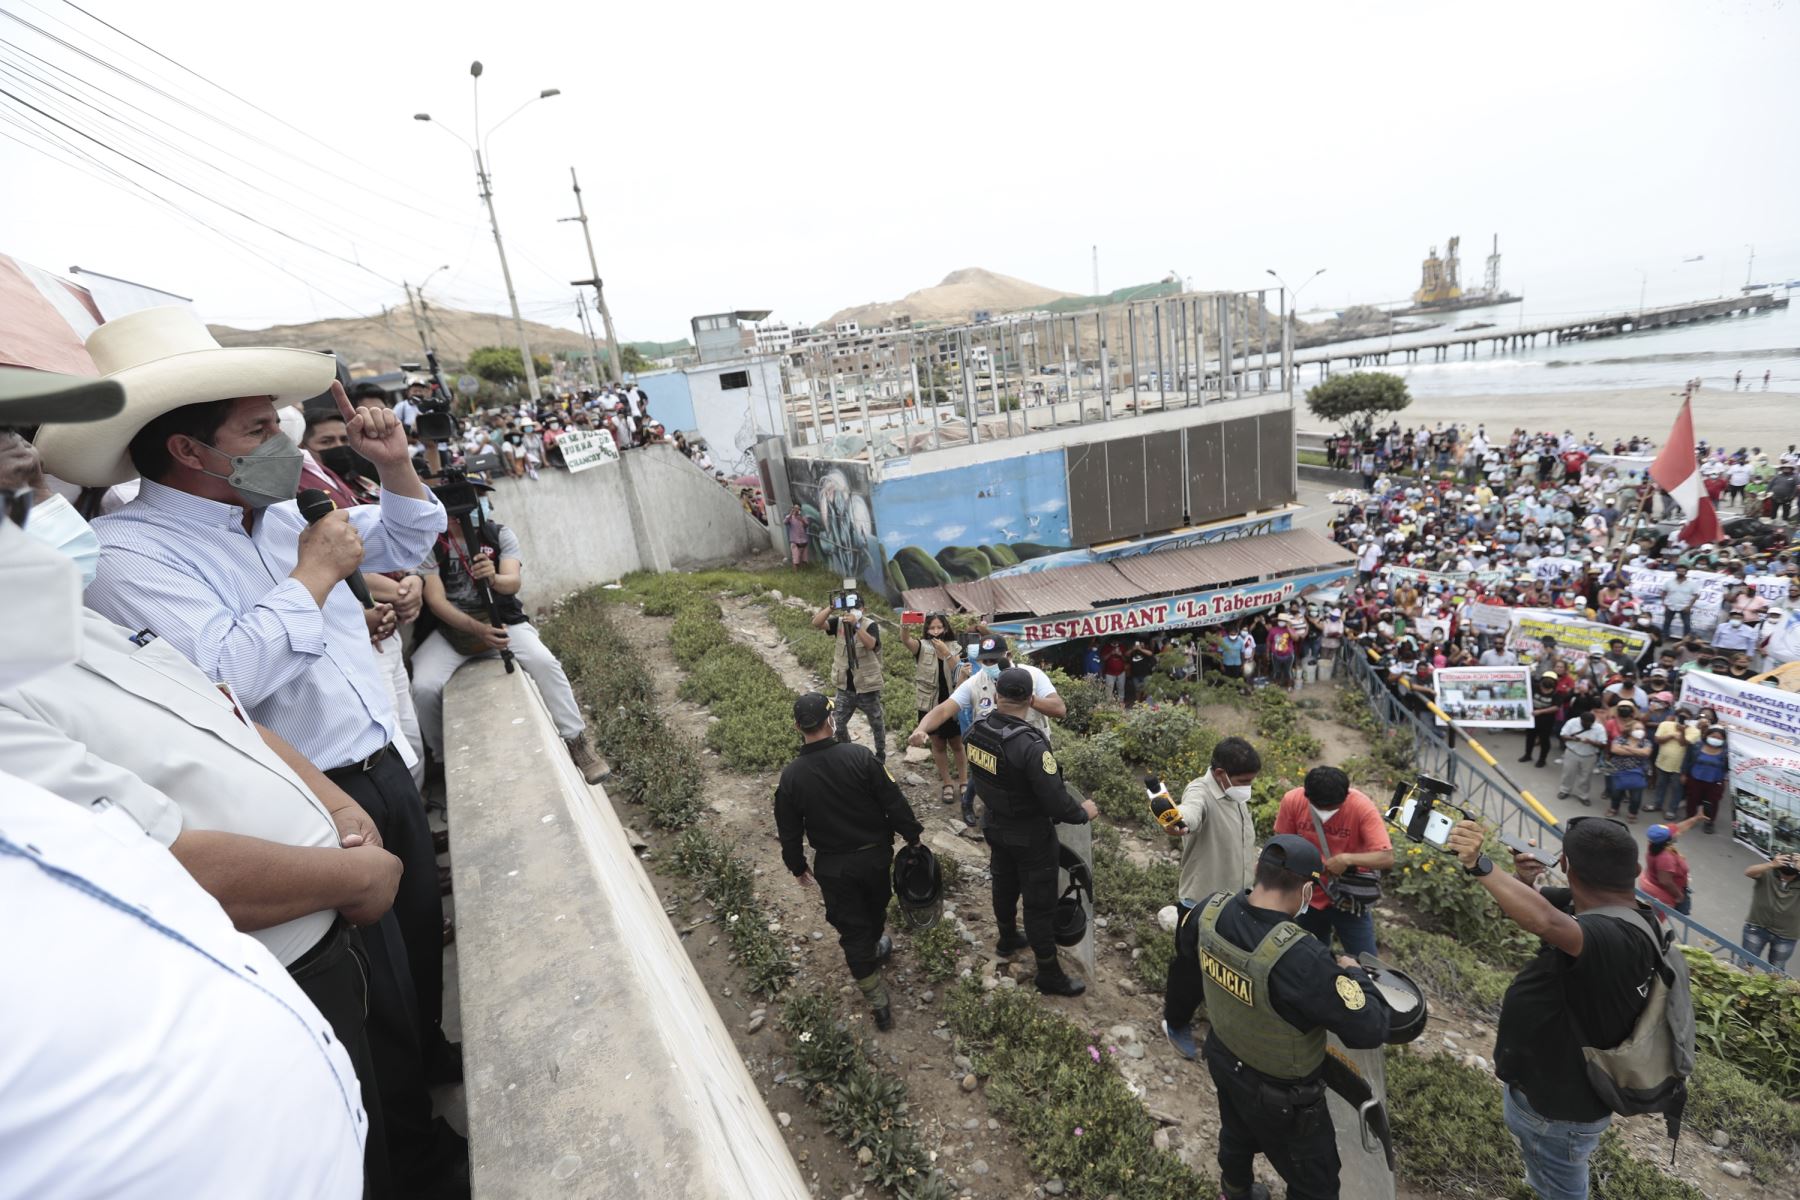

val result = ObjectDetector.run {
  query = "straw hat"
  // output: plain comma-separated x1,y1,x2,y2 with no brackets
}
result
34,307,336,486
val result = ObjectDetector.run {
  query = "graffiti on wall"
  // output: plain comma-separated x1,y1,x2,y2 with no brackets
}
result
786,457,881,590
873,452,1072,594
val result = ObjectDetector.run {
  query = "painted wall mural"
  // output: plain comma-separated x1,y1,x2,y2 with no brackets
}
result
873,452,1072,594
785,457,883,593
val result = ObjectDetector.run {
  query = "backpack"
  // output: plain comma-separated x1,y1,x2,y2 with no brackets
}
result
1576,905,1696,1149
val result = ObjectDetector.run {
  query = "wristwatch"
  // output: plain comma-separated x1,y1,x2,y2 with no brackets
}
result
1466,853,1494,878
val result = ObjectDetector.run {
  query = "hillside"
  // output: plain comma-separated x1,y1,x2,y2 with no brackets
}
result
208,304,600,374
824,267,1076,329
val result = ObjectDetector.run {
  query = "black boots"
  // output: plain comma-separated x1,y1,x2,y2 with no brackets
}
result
994,928,1029,958
1034,953,1085,997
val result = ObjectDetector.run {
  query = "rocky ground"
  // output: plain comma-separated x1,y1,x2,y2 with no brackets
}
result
593,589,1771,1199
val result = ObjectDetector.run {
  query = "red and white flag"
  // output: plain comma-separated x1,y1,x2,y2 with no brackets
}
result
1649,400,1721,545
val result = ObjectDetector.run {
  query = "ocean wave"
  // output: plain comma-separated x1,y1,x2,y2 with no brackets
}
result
1543,346,1800,368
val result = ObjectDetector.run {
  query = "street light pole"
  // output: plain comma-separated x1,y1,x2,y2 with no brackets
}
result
473,144,541,401
561,166,624,383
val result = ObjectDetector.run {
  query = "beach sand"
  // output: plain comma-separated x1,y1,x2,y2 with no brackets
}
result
1361,386,1800,449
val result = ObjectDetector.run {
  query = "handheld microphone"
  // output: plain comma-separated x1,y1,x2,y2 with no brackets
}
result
1145,775,1182,831
296,488,374,608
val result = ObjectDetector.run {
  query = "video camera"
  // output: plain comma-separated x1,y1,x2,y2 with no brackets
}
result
829,581,863,611
1385,774,1471,854
403,355,458,444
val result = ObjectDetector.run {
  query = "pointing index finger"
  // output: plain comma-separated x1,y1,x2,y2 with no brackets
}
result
331,380,356,424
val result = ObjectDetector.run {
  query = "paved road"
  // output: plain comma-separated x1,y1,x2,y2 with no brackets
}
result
1288,481,1772,961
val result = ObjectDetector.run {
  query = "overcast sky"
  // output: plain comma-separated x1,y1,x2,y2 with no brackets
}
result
2,0,1795,341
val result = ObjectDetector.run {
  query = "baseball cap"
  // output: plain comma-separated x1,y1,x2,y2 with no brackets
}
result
793,692,832,729
1645,823,1675,846
0,366,125,425
976,634,1010,661
995,666,1033,701
1258,834,1324,884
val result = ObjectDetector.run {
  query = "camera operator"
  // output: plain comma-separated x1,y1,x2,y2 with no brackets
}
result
774,693,924,1031
1444,817,1660,1200
811,595,889,765
1274,766,1393,957
410,502,610,784
1740,853,1800,971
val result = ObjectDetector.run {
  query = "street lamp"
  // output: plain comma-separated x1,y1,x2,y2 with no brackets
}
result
414,64,560,402
1265,267,1326,306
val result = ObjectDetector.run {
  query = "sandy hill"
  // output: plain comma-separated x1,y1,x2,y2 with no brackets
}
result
208,305,599,375
824,267,1076,329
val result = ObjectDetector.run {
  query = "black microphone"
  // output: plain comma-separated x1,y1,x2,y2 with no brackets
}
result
296,488,374,608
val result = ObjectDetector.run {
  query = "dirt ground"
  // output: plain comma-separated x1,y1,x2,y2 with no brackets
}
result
598,593,1765,1199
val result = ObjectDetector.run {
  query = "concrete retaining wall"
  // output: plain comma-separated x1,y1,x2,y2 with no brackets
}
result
488,444,770,606
445,660,810,1200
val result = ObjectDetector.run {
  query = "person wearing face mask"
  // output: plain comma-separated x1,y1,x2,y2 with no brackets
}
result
0,368,371,1198
901,612,966,804
1739,854,1800,972
814,596,891,765
1274,766,1395,957
1159,737,1264,1058
32,312,465,1185
913,634,1065,823
1679,730,1731,833
1711,608,1760,654
1186,835,1390,1200
1605,720,1654,821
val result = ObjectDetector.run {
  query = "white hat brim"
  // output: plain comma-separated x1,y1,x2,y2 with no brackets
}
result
35,346,335,486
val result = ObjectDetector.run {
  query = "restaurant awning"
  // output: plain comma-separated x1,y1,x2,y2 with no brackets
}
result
902,528,1355,648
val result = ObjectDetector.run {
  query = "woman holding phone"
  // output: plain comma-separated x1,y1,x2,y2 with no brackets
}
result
903,611,966,804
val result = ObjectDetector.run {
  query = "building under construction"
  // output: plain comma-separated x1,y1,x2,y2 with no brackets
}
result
1402,234,1521,314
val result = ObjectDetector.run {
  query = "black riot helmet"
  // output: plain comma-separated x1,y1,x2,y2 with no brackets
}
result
1052,843,1092,948
892,843,944,932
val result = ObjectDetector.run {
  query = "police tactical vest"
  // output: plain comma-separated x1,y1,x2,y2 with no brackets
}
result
1195,892,1327,1080
966,716,1047,825
832,621,885,694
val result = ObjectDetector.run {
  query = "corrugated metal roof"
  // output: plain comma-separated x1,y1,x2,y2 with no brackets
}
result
899,528,1353,620
1108,529,1353,595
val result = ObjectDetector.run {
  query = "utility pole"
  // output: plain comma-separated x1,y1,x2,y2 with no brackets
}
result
562,167,624,382
474,147,542,401
402,282,431,358
575,292,604,388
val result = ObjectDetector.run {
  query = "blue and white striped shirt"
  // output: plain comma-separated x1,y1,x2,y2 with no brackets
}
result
84,480,446,768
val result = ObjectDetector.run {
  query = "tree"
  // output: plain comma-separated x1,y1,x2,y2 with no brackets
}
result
467,344,552,386
620,345,652,375
1304,370,1411,431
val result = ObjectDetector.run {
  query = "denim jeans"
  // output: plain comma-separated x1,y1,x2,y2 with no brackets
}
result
1741,923,1798,971
1298,902,1377,957
1503,1086,1610,1200
1644,769,1681,814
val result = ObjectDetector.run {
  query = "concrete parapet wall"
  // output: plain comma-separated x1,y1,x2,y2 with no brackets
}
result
488,444,770,606
444,660,809,1200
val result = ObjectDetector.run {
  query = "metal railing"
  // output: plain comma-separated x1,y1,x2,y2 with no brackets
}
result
1337,645,1778,972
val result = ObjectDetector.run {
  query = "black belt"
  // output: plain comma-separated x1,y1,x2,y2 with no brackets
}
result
816,842,884,857
288,916,351,979
324,742,392,780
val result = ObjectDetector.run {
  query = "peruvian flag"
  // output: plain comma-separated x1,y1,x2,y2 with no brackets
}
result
1649,400,1721,545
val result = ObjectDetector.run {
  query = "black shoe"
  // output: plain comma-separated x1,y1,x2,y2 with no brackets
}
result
424,1040,464,1087
1517,754,1533,763
1219,1184,1272,1200
1704,821,1716,833
994,930,1029,958
873,1005,894,1031
1034,956,1085,997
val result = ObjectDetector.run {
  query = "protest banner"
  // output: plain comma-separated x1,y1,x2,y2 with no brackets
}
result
1505,608,1650,668
1722,730,1800,860
1526,556,1584,582
1583,453,1657,482
1677,671,1800,748
1466,601,1514,635
1621,566,1790,626
1432,665,1533,728
556,430,621,473
1378,565,1508,593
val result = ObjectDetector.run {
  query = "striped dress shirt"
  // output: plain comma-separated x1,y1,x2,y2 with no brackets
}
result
84,479,446,769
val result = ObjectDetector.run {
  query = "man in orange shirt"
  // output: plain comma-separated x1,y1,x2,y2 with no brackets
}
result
1273,766,1394,956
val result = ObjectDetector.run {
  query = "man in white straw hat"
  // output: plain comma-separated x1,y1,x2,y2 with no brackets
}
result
35,307,467,1196
0,366,366,1198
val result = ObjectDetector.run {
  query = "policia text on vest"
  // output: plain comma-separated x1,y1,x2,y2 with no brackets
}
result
965,667,1098,997
1183,835,1392,1200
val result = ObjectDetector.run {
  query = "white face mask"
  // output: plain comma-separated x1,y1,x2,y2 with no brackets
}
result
1296,883,1314,919
0,518,84,689
1705,737,1725,748
23,493,101,588
1216,773,1253,804
1310,804,1339,825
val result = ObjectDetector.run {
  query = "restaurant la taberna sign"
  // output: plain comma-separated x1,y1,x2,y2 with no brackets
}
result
990,567,1353,650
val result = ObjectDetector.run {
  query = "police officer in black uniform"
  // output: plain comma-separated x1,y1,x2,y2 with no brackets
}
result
966,667,1098,996
1184,834,1391,1200
774,692,924,1030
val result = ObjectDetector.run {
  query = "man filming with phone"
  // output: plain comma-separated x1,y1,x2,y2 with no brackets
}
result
811,588,889,765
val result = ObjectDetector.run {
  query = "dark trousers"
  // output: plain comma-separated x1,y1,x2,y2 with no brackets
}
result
832,688,887,762
325,750,450,1187
814,847,893,978
1163,899,1205,1029
1208,1053,1341,1200
1523,717,1556,765
291,921,392,1199
1685,776,1725,822
985,826,1059,956
1662,608,1693,638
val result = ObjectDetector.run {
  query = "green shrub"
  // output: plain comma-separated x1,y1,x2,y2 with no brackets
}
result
1386,838,1538,967
1056,730,1142,823
664,827,794,996
1047,667,1106,734
1090,825,1181,989
910,918,962,982
1379,924,1512,1018
1680,946,1800,1100
1115,705,1203,765
1685,1050,1800,1180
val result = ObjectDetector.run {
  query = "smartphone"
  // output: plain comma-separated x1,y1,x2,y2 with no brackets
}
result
902,610,924,627
1390,796,1456,849
1499,833,1554,867
830,590,862,611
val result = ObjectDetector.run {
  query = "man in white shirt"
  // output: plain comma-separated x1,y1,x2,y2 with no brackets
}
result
910,634,1065,824
1557,710,1609,805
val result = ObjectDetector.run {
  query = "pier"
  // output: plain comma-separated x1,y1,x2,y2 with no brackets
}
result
1294,292,1790,374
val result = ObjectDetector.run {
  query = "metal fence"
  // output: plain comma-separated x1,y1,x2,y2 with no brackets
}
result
1337,645,1778,972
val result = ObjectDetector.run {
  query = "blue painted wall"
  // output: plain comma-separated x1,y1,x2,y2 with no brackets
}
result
872,452,1071,595
635,370,695,433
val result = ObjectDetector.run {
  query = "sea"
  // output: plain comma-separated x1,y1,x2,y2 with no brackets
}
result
1303,268,1800,400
